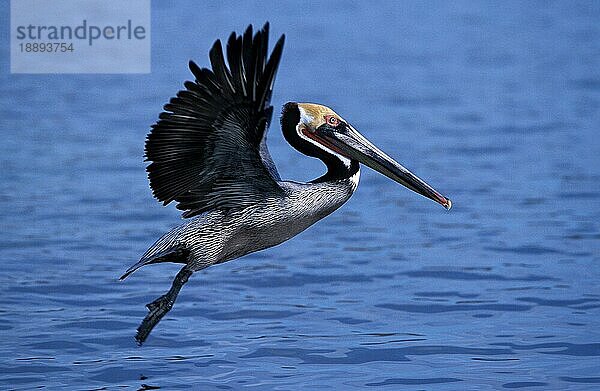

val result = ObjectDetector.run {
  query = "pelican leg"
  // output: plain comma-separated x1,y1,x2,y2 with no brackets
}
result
135,266,193,345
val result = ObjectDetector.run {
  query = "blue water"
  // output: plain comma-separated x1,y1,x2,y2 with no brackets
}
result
1,1,600,389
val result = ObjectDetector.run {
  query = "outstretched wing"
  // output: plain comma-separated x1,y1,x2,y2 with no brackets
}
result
145,23,285,218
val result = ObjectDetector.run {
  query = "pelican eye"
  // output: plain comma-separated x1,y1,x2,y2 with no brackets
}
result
325,115,339,127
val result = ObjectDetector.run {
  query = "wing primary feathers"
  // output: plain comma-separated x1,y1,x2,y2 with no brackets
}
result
144,23,285,218
242,25,253,79
209,40,235,94
257,23,271,100
257,35,285,111
226,33,243,94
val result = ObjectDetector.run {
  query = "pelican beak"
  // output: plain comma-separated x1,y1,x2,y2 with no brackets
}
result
315,124,452,210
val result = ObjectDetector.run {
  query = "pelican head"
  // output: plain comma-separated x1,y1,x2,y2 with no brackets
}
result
288,102,452,210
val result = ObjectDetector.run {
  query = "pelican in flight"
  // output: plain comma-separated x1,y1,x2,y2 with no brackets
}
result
121,23,451,344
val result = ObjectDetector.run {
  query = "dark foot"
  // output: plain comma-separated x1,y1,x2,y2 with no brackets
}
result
135,267,193,345
146,293,173,312
136,295,174,344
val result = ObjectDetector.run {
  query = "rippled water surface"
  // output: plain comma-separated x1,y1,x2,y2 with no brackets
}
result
1,1,600,389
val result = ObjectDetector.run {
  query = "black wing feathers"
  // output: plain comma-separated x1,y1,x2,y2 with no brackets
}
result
145,23,285,218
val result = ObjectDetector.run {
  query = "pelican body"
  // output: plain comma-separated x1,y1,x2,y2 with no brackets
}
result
121,24,451,344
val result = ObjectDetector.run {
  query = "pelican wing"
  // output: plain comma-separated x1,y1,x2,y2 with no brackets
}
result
145,24,285,218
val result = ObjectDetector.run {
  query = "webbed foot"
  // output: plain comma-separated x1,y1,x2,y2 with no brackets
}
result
135,267,193,345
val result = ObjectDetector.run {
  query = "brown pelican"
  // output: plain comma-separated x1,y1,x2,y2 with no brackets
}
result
120,23,451,344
